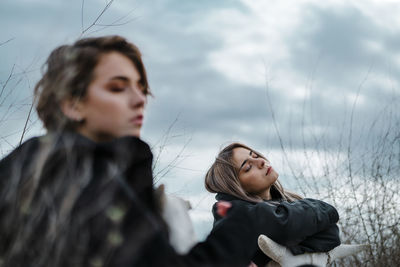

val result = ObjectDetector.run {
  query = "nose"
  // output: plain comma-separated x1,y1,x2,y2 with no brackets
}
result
256,158,265,168
129,87,146,108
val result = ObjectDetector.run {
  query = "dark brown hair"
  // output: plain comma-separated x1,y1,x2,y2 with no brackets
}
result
205,142,302,203
34,35,151,131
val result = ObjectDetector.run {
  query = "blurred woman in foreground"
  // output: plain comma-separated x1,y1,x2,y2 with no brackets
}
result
0,35,265,267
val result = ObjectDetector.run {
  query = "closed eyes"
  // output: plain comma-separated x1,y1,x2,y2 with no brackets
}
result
110,86,125,92
108,76,147,95
109,85,146,95
245,164,252,172
240,150,261,172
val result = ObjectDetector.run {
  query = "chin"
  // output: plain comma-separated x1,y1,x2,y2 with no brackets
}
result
126,129,141,138
133,128,142,137
271,169,279,180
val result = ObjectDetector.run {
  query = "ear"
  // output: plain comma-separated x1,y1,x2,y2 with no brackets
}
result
60,98,85,122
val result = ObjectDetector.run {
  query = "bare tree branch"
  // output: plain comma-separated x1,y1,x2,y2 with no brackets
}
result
81,0,85,33
0,64,15,101
80,0,115,36
0,37,15,47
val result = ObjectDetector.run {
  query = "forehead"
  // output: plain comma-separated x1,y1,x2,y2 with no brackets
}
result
232,147,251,167
94,51,139,81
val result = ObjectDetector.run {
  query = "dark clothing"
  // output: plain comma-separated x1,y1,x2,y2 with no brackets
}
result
0,133,257,267
213,193,341,266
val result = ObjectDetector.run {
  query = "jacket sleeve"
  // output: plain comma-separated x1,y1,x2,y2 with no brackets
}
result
236,198,339,248
132,198,261,267
136,201,256,267
288,224,341,255
185,208,259,267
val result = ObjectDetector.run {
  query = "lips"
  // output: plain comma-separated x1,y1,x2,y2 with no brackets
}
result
266,166,272,176
131,115,143,126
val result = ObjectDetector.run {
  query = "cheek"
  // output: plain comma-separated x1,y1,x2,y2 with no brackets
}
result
239,175,257,191
92,94,125,113
238,175,249,189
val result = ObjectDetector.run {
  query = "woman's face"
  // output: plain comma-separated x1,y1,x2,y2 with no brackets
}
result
70,51,146,142
232,147,279,197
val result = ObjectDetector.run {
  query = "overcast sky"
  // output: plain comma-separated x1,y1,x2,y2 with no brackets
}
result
1,0,399,239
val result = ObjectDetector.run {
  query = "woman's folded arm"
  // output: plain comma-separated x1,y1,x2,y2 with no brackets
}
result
247,198,339,247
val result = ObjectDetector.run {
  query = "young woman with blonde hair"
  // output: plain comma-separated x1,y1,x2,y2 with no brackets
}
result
205,142,341,266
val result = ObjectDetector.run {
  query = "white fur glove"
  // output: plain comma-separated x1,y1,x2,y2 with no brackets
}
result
258,235,369,267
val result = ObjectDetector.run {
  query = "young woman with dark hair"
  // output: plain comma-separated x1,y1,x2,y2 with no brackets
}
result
0,36,248,267
205,142,341,266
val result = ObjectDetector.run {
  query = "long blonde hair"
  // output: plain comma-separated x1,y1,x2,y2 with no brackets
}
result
205,143,302,203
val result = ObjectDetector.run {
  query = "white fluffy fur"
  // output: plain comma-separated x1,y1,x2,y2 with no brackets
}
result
258,234,369,267
159,187,197,254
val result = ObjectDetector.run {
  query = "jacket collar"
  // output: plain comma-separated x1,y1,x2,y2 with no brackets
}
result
215,192,282,204
44,131,153,166
215,192,243,202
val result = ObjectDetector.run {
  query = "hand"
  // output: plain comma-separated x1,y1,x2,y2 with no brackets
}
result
258,235,369,267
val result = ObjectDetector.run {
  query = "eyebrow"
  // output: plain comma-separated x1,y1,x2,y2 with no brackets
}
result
109,76,130,82
239,150,252,171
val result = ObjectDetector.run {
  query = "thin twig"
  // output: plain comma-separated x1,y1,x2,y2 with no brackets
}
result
0,37,15,47
81,0,85,33
0,64,15,101
81,0,115,35
346,64,374,258
263,66,308,196
19,96,35,146
18,68,35,146
85,14,138,36
153,135,192,184
151,115,180,172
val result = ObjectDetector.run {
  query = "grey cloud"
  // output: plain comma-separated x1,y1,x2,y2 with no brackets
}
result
137,2,399,153
269,4,400,150
289,6,379,82
2,0,399,158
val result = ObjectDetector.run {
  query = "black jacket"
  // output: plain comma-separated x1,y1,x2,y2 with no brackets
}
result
0,133,259,267
212,193,341,266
